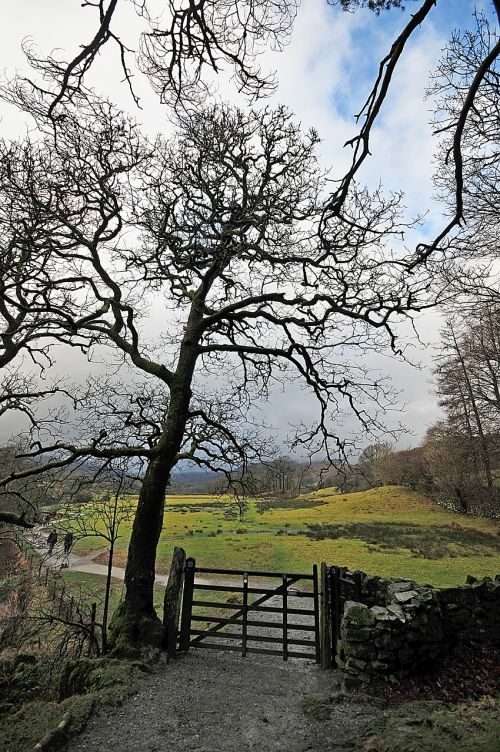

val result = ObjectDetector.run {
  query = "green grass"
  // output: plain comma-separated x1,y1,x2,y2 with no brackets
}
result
64,486,500,588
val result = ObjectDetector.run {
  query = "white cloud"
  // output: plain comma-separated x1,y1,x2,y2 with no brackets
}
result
0,1,473,448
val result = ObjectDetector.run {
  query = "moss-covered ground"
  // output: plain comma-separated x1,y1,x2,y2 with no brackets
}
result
357,695,500,752
64,486,500,588
0,655,151,752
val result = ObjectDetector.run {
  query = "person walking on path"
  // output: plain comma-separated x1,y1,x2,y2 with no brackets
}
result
47,530,57,555
63,531,74,554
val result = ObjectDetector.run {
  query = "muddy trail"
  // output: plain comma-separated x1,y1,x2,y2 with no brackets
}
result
65,650,375,752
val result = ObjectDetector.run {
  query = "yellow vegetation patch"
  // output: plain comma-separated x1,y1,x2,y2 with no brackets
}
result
65,486,500,588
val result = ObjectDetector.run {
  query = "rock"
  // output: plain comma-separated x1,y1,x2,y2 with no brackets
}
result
343,602,376,627
301,692,332,720
386,605,405,621
341,626,374,642
342,674,368,691
393,590,418,604
371,606,392,621
346,642,376,660
387,581,416,597
345,657,367,670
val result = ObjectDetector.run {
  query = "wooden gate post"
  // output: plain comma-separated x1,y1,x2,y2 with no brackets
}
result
319,562,332,669
330,566,341,664
282,574,288,661
241,572,248,658
179,556,196,652
163,546,186,657
312,564,321,665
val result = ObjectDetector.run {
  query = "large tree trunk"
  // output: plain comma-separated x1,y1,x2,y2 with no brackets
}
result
123,454,170,617
108,452,173,654
109,352,198,652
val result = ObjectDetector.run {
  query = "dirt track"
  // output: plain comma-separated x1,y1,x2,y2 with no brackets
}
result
28,529,376,750
65,650,375,752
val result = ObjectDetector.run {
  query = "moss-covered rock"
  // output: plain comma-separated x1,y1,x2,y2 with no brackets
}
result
357,696,500,752
0,653,50,709
1,655,152,752
58,657,150,700
0,695,94,752
343,602,376,628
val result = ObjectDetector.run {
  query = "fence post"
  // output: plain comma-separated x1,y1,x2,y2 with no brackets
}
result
163,546,186,657
179,557,195,652
241,572,248,658
88,602,97,656
282,574,288,661
330,566,341,664
319,562,331,669
59,586,65,615
354,571,363,601
312,564,321,665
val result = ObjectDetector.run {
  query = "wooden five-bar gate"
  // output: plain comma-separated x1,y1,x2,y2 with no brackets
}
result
178,558,320,662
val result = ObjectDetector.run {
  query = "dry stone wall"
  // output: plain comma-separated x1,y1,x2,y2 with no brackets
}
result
334,571,500,691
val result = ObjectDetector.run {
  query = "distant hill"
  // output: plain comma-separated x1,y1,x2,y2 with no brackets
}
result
169,468,223,494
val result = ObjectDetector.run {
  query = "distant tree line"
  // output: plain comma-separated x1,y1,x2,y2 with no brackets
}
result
344,303,500,516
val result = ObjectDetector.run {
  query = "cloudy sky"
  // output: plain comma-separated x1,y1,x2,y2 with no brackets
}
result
0,0,495,452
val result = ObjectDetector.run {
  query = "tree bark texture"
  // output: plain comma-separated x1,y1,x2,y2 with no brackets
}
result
119,331,200,642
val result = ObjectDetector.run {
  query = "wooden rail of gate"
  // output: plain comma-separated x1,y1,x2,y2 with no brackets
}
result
178,558,320,662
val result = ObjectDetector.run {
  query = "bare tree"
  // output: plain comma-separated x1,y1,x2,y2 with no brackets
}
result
57,464,135,653
430,11,500,258
355,441,393,487
1,0,498,647
422,421,479,513
0,135,116,527
435,309,500,489
3,0,498,263
466,306,500,423
10,1,420,113
243,456,315,496
376,445,428,490
0,97,437,647
428,11,500,309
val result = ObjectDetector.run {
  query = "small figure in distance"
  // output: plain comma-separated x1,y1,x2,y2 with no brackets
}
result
63,531,74,555
47,529,57,555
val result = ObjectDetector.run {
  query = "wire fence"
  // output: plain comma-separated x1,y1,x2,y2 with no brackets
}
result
18,537,99,652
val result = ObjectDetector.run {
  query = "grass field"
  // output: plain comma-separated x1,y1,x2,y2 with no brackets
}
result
67,486,500,588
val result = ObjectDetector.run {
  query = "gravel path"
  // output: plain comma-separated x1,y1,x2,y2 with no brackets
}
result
25,530,218,586
29,530,375,750
66,650,375,752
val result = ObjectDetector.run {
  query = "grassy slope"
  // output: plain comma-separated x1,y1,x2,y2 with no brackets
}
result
67,486,500,588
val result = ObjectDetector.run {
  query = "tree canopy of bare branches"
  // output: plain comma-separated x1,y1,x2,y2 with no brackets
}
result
0,96,436,645
3,1,498,261
430,11,500,267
